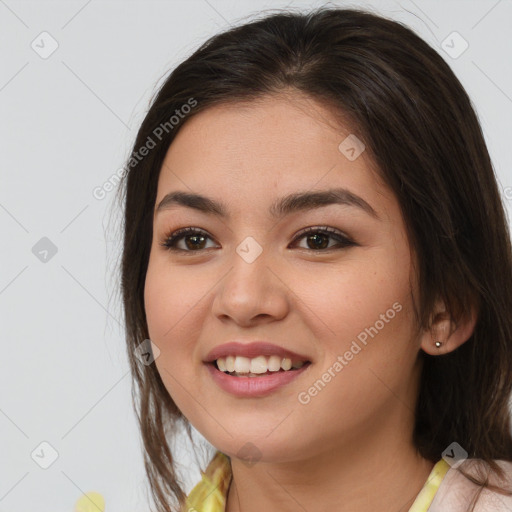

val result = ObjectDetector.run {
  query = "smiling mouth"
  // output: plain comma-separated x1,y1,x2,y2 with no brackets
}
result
204,356,312,397
210,355,311,377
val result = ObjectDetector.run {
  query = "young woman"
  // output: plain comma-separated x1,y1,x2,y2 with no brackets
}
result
117,7,512,512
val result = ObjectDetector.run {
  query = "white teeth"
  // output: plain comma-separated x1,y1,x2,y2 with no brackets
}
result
281,357,292,371
234,356,251,373
225,356,235,372
215,355,307,374
268,355,281,372
250,356,268,374
217,358,227,372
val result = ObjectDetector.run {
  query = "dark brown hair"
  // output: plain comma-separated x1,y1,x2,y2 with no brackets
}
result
116,6,512,511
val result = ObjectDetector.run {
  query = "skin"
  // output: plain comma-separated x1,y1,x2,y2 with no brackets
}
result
144,92,477,512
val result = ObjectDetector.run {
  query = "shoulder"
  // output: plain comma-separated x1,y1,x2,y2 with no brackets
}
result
185,451,231,512
429,459,512,512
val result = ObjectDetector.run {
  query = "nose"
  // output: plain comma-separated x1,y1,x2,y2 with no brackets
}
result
210,243,290,327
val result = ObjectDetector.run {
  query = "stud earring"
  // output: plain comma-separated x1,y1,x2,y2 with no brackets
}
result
435,341,443,348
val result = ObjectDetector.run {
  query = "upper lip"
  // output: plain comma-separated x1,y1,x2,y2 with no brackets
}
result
204,341,311,363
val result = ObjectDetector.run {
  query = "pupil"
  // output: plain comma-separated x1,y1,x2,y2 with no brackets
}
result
186,235,205,250
308,234,328,249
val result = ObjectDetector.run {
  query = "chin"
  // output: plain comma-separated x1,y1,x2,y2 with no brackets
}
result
208,434,310,465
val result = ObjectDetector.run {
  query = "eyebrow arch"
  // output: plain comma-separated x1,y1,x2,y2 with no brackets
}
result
155,187,379,220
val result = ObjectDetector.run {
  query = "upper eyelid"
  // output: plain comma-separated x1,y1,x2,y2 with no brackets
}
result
165,225,349,239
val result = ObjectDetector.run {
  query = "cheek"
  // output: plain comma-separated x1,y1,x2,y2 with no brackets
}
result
144,258,204,418
299,245,417,396
143,259,198,386
300,253,411,343
144,253,203,343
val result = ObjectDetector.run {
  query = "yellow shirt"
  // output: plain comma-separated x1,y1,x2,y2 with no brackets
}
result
185,451,451,512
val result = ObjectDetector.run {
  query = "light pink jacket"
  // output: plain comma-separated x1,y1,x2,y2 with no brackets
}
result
429,459,512,511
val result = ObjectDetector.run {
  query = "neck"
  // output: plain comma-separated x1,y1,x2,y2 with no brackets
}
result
225,416,435,512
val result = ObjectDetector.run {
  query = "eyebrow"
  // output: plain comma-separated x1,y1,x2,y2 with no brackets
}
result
155,187,379,220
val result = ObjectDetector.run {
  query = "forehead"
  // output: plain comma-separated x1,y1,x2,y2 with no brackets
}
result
156,93,392,218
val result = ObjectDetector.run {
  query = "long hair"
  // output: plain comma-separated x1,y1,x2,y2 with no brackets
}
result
116,7,512,511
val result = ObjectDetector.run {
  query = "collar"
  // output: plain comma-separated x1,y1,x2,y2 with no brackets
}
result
185,451,450,512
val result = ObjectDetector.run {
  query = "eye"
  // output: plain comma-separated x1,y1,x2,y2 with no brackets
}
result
290,226,356,251
159,227,217,252
159,226,356,253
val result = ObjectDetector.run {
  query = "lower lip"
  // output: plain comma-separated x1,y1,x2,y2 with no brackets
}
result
204,362,311,398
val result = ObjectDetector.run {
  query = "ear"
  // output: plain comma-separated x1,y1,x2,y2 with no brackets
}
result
420,297,478,356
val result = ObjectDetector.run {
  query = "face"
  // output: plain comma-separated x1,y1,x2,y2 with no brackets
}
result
144,93,424,464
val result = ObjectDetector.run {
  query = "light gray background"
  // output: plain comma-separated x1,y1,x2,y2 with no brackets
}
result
1,1,511,511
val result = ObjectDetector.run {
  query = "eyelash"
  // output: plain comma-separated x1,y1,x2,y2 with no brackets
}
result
159,226,356,254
